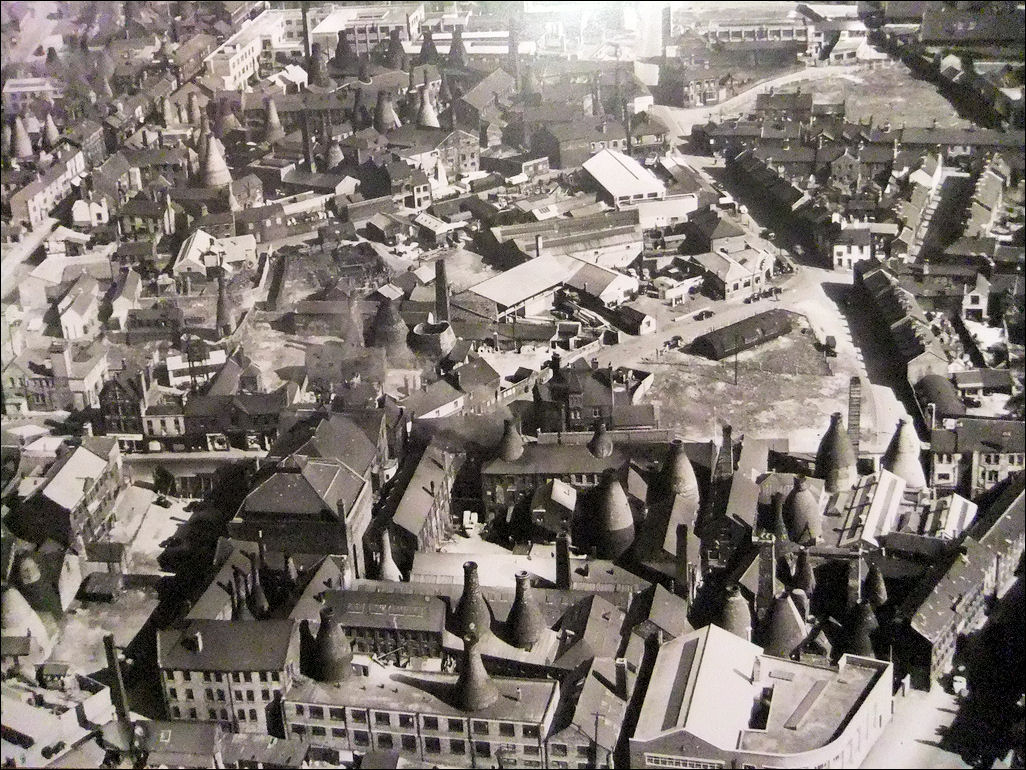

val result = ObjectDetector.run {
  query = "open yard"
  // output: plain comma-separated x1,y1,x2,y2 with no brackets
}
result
50,587,160,675
644,321,849,445
802,63,974,128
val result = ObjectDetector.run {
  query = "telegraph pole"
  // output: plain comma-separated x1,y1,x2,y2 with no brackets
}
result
734,333,740,386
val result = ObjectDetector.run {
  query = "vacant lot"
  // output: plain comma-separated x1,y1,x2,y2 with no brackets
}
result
645,323,848,443
51,587,160,675
805,64,973,128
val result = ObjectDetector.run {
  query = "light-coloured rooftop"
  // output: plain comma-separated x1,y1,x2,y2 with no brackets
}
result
583,149,666,200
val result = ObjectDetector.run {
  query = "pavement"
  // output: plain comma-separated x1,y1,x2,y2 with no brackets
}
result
7,3,60,64
861,684,970,769
0,217,57,301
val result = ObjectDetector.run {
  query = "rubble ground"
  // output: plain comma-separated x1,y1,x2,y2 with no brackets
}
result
645,325,848,441
802,64,975,129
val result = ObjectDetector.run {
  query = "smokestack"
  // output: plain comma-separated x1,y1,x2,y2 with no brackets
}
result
246,552,270,618
232,566,254,621
456,561,491,637
755,533,777,623
192,631,204,653
435,259,450,321
508,571,546,650
104,634,130,722
556,531,571,589
675,523,689,598
535,233,544,256
301,109,317,172
508,19,521,84
301,0,312,67
454,629,499,711
615,657,628,698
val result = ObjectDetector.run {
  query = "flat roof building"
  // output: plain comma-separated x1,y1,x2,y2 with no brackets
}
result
631,623,893,769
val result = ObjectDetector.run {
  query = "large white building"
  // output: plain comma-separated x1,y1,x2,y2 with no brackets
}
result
583,149,666,209
311,4,426,56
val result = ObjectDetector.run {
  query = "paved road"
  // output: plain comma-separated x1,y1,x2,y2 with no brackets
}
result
861,685,970,769
650,65,865,140
0,217,57,301
8,3,60,64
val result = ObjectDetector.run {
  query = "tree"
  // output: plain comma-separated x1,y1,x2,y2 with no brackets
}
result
152,465,175,497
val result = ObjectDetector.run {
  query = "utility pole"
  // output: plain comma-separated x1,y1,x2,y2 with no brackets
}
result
734,333,739,386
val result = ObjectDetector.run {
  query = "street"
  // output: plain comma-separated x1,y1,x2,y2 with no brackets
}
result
861,685,971,769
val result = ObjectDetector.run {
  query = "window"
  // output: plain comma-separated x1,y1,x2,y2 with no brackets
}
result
261,689,270,701
450,738,466,754
244,672,252,683
375,712,391,727
203,672,211,682
232,672,240,683
500,723,515,737
216,690,225,702
312,726,326,737
525,745,540,755
215,673,223,683
354,730,370,747
205,688,213,700
246,690,255,702
182,671,191,682
425,737,441,753
523,725,540,739
220,708,228,720
402,734,418,751
475,741,491,758
331,727,346,739
249,709,257,721
309,706,324,719
188,708,197,719
208,708,217,720
352,710,367,724
259,672,268,682
168,687,177,699
330,708,346,722
185,689,194,700
447,718,463,733
377,734,394,750
291,724,306,736
171,706,181,718
473,720,489,735
423,716,439,730
578,745,592,757
551,744,568,757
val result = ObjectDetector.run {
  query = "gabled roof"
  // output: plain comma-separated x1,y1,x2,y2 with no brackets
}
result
461,68,517,112
157,619,297,672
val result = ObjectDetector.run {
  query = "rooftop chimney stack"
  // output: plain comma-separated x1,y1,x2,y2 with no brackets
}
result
556,531,571,589
301,109,317,173
104,634,130,723
435,259,450,321
755,532,777,623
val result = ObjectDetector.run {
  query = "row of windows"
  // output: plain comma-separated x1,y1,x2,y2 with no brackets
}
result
289,724,554,760
290,704,540,739
166,669,280,684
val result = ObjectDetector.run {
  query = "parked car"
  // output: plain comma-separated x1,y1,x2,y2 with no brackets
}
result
695,310,714,320
669,335,683,348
